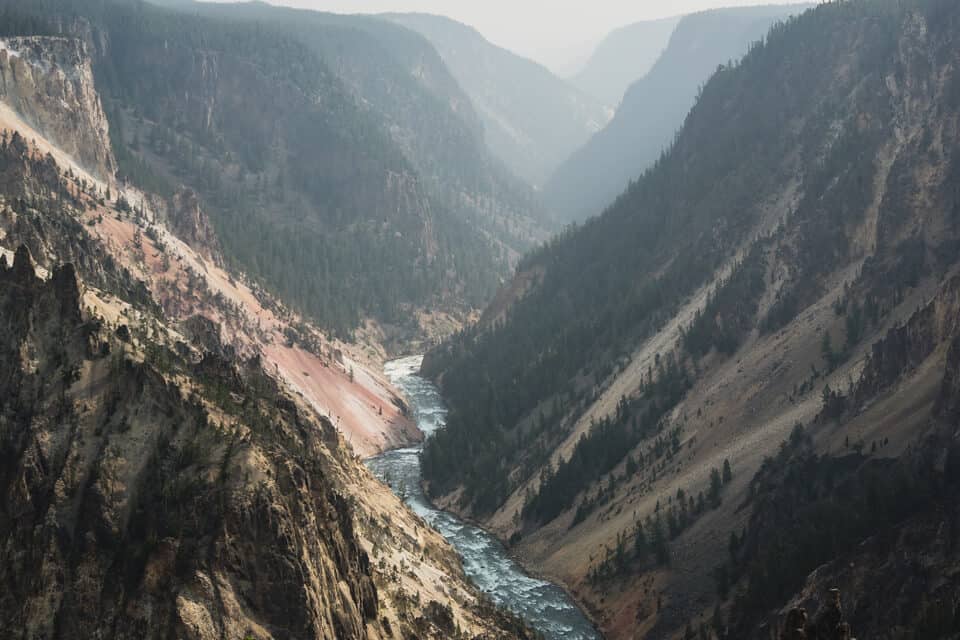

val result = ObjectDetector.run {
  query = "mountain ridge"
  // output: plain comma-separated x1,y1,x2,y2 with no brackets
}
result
151,0,552,259
545,4,812,224
570,16,680,108
384,12,610,189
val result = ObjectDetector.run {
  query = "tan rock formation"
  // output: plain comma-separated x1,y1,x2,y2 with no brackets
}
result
0,37,115,180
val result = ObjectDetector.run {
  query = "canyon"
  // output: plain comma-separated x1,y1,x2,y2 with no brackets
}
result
2,1,960,639
0,28,539,639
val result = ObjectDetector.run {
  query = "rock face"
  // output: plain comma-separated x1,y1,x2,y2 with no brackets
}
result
0,248,379,639
0,37,115,180
167,188,220,260
0,236,533,639
851,275,960,412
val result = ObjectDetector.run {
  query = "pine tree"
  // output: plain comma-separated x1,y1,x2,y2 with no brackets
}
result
709,468,723,508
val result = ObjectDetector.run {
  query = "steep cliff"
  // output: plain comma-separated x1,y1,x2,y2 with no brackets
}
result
0,250,380,639
0,36,114,180
162,188,219,261
386,13,609,189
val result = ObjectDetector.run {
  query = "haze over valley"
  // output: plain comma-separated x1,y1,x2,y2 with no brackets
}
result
1,1,959,639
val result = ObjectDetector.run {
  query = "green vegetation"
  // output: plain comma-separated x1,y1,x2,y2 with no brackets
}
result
424,7,772,513
682,243,767,358
718,423,959,637
588,459,733,583
0,7,54,35
523,354,691,527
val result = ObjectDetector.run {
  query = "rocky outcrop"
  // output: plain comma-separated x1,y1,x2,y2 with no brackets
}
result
850,275,960,413
0,37,115,180
0,128,61,197
783,509,960,640
0,132,159,312
0,244,83,344
167,189,220,260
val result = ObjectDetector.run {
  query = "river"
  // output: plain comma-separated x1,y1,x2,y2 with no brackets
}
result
367,356,600,640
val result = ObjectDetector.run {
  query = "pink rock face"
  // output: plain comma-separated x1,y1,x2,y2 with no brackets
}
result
265,343,421,458
76,180,418,458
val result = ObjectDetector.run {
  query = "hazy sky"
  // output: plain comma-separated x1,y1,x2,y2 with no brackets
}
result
240,0,812,74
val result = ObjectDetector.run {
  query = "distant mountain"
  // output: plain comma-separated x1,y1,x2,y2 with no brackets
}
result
385,13,610,188
544,4,810,223
570,16,681,108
